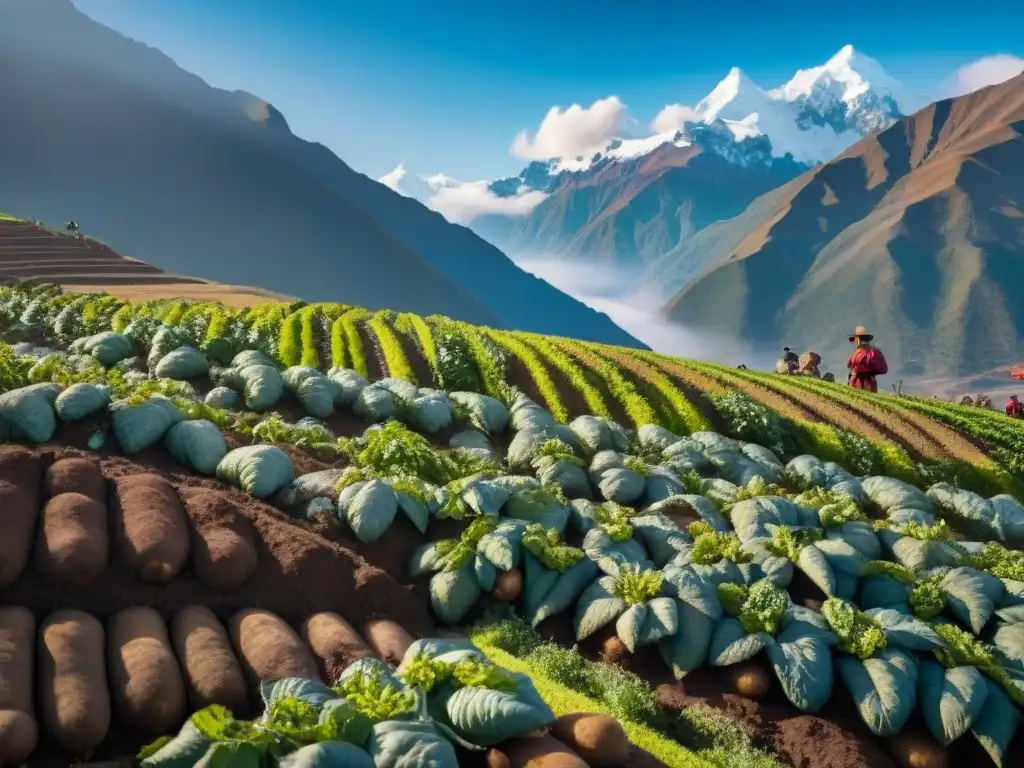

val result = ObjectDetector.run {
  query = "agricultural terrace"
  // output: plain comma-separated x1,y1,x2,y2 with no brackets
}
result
0,283,1023,768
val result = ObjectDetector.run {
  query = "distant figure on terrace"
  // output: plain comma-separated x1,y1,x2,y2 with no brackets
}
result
847,326,888,392
1006,395,1022,418
799,351,822,378
776,347,799,374
65,220,78,234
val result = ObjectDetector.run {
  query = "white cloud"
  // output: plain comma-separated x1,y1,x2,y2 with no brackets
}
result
511,96,627,161
378,162,409,196
426,179,548,225
943,54,1024,97
512,256,775,368
650,103,699,134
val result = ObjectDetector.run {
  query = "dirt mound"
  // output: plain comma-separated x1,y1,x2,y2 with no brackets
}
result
0,444,435,764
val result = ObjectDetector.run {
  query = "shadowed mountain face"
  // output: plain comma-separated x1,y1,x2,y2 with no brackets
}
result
477,142,805,267
0,0,641,347
655,73,1024,380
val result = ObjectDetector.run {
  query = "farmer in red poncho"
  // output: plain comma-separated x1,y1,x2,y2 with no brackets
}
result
1006,395,1023,418
847,326,888,392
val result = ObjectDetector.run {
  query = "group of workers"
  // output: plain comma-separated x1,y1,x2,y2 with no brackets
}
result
775,325,889,392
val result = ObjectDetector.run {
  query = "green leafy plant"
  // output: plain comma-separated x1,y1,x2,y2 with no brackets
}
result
727,579,790,636
613,565,665,605
334,666,417,722
522,524,584,572
959,543,1024,581
596,501,635,542
932,623,1024,705
432,518,498,572
688,521,752,565
765,524,823,563
821,598,887,660
909,575,946,620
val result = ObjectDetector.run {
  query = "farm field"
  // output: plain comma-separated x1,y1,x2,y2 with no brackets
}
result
1,283,1024,768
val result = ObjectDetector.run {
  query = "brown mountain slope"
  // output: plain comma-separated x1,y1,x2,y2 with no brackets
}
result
658,73,1024,379
479,142,804,266
0,215,286,305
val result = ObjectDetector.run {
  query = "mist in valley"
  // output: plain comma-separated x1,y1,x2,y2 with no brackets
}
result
513,256,779,371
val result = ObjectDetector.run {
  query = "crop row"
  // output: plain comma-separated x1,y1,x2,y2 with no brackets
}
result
511,333,613,421
368,311,417,384
484,330,568,422
594,344,711,435
546,337,657,428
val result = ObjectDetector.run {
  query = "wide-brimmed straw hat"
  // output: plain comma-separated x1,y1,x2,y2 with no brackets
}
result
848,326,874,342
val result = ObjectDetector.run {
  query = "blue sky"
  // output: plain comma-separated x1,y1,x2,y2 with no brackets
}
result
73,0,1024,181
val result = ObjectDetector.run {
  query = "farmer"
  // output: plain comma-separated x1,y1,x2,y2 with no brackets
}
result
775,347,799,374
799,351,822,377
1006,395,1023,418
847,326,888,392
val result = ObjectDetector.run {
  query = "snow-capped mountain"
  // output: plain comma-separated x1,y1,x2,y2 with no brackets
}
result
385,45,924,269
491,45,921,192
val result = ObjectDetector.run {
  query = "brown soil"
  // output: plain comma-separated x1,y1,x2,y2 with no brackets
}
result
499,344,550,411
546,338,634,428
533,612,941,768
393,323,436,388
591,347,689,430
638,357,747,433
814,382,1000,467
357,319,386,381
523,345,594,421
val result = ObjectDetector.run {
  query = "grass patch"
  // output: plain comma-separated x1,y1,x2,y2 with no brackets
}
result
471,619,785,768
480,645,711,768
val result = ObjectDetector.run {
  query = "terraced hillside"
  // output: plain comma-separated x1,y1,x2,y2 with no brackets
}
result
0,213,285,305
4,282,1024,768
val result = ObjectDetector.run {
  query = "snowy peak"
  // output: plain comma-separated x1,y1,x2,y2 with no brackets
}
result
695,67,770,123
771,44,919,113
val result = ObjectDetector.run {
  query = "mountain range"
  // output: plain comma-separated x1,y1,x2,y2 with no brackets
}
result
657,71,1024,381
412,46,927,269
0,0,640,348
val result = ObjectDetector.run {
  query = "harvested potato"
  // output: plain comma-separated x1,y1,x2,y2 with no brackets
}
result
887,731,948,768
485,748,511,768
230,609,320,684
0,710,38,766
492,568,523,603
171,606,249,713
598,635,630,667
731,662,770,700
504,734,589,768
301,612,374,684
112,474,189,582
184,492,258,590
43,457,105,503
0,607,35,712
0,447,41,507
108,607,187,735
0,481,39,589
363,619,413,665
34,492,108,586
0,607,37,765
551,713,628,767
38,609,110,753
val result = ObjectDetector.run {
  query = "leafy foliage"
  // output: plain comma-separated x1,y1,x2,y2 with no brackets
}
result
596,501,635,542
821,598,887,660
334,666,417,722
488,330,568,422
522,524,584,572
369,311,416,384
613,565,665,605
688,522,752,565
736,580,790,636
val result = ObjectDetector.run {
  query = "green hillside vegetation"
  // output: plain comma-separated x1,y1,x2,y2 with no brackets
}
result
3,282,1024,767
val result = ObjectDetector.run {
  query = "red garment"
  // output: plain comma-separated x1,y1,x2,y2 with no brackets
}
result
847,345,888,392
1006,399,1022,418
